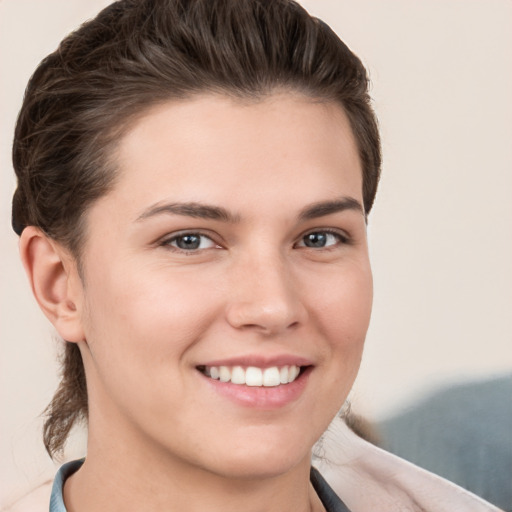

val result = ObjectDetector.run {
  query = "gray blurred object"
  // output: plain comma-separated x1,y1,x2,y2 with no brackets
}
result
377,374,512,511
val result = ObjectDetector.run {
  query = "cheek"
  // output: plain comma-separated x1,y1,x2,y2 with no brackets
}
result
79,266,226,426
306,261,372,404
308,262,373,346
301,264,372,426
82,263,223,364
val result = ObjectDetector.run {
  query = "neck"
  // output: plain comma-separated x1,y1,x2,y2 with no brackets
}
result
63,424,322,512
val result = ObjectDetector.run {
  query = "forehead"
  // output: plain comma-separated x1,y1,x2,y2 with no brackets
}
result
98,93,363,220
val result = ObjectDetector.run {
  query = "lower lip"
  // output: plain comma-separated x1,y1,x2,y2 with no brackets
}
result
200,367,312,409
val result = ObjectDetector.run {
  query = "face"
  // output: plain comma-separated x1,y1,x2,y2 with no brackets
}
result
74,93,372,479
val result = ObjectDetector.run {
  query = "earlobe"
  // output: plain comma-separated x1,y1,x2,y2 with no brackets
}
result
19,226,85,343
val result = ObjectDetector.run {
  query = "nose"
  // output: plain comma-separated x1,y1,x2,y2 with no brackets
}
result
225,252,307,336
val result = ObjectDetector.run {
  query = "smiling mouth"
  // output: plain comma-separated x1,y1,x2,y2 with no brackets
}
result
196,365,306,387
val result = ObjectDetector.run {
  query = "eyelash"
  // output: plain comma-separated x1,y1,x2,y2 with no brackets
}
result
159,228,350,254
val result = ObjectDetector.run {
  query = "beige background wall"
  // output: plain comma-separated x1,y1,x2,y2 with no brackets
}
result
1,0,511,505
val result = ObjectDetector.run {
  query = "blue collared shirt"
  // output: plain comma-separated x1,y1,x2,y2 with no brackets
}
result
49,459,84,512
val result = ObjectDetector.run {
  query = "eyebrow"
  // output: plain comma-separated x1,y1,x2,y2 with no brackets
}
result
298,197,364,220
136,202,240,223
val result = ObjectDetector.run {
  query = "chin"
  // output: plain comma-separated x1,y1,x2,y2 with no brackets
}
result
212,451,310,481
199,430,315,480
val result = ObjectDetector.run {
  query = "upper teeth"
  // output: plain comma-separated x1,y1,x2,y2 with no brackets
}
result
204,365,301,387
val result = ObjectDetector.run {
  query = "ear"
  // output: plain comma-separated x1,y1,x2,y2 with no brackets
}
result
19,226,85,343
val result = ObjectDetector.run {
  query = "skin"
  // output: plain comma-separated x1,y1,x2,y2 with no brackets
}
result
21,93,373,512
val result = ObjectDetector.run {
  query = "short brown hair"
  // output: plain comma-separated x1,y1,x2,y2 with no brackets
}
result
12,0,381,458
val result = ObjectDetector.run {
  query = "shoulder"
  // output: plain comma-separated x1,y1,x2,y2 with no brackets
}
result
2,480,52,512
315,421,504,512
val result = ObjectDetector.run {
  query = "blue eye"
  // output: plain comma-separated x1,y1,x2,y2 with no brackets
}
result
298,231,346,248
165,233,217,251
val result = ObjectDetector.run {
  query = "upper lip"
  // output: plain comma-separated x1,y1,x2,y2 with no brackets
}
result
197,354,314,368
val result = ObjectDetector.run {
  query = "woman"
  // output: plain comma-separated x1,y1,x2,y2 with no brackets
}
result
7,0,503,511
